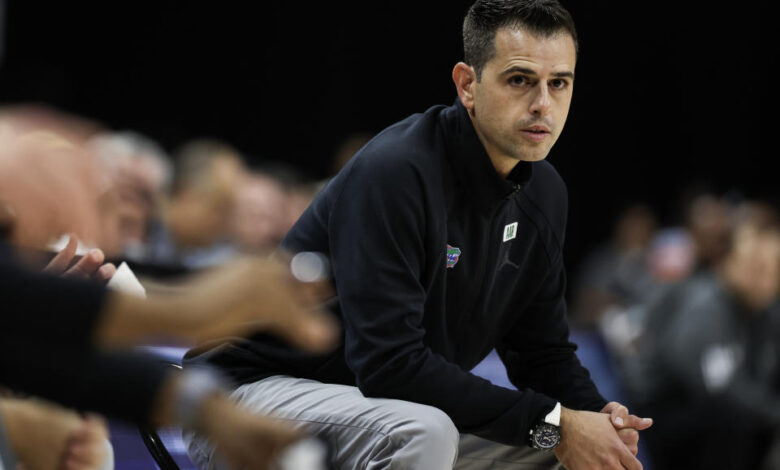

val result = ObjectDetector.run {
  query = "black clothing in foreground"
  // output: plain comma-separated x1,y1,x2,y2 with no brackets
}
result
187,100,606,447
0,242,170,425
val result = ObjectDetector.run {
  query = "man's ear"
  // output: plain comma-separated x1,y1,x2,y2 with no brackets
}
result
452,62,477,115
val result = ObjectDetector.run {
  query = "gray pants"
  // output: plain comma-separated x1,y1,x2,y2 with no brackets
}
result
184,375,560,470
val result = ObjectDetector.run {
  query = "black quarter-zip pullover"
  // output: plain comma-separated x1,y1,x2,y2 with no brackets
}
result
185,99,606,447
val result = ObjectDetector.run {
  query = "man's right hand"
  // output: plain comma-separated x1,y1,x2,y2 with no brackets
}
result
554,407,643,470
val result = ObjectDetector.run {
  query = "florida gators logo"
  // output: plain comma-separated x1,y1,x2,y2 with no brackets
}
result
446,244,461,269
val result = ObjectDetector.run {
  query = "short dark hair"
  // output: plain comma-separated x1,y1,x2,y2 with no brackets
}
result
463,0,578,80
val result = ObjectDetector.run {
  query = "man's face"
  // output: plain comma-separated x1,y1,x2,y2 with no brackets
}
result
469,27,576,172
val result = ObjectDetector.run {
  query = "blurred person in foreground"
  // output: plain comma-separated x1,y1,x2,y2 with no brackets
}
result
184,1,652,469
627,202,780,470
0,116,338,470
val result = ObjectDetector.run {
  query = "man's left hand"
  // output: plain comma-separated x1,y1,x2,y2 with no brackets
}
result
600,401,652,456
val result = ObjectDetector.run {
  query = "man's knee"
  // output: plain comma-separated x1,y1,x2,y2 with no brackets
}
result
383,404,459,466
412,406,459,448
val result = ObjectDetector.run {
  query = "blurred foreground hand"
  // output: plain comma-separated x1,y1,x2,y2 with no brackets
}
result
0,398,109,470
97,256,338,353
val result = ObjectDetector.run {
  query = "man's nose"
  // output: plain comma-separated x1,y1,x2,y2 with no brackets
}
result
529,85,552,116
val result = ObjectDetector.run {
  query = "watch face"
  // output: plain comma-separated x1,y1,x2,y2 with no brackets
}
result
533,423,561,450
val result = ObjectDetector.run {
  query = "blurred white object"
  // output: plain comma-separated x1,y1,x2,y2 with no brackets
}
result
701,344,741,392
48,234,90,256
106,261,146,298
290,252,330,283
275,437,328,470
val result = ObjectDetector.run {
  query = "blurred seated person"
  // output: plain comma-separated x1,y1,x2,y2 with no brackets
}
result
230,171,290,253
626,202,780,470
88,131,172,259
252,162,323,238
571,203,659,328
681,190,734,273
141,139,246,269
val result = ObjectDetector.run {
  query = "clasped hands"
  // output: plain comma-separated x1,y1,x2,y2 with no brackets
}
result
554,401,653,470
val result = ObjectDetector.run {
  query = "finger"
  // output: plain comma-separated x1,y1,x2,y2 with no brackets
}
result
44,234,78,274
610,404,629,428
622,414,653,431
66,439,106,465
63,248,104,279
618,429,639,455
618,444,643,470
600,401,619,413
95,263,116,282
617,428,639,445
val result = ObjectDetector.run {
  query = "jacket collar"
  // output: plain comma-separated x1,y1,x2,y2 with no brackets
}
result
442,99,533,211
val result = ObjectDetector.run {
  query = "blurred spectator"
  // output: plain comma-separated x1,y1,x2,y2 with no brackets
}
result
142,139,246,268
255,162,322,236
625,201,780,470
88,131,172,258
230,171,289,253
571,203,659,328
683,191,734,272
645,228,696,284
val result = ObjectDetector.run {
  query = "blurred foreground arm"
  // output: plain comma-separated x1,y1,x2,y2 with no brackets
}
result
95,256,337,352
150,370,303,470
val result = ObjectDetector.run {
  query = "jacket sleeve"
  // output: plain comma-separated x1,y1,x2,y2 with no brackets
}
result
0,262,105,355
498,260,607,413
0,261,170,426
0,349,171,426
327,154,559,447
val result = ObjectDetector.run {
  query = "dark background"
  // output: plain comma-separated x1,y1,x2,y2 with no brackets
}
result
1,1,774,273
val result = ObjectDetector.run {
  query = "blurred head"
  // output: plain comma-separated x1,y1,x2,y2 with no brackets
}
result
453,0,578,174
648,228,696,283
614,204,658,252
89,131,172,248
168,139,246,247
685,193,733,269
721,203,780,312
230,172,289,251
0,122,108,251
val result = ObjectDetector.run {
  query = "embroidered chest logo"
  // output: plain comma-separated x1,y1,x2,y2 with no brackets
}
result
503,222,518,242
446,244,462,269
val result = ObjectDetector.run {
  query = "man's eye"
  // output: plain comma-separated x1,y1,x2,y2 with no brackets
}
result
550,78,568,89
509,76,528,86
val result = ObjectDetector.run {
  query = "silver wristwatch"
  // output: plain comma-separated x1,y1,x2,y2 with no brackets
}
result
528,401,561,451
